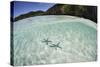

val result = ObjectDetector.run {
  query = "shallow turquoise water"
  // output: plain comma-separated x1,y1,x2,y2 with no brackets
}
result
13,15,97,66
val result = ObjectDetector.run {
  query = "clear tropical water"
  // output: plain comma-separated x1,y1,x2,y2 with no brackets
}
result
13,15,97,66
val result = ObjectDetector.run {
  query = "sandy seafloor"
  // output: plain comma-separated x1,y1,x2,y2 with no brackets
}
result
13,15,97,66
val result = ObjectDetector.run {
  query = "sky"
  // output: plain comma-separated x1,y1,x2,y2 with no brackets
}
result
11,1,55,17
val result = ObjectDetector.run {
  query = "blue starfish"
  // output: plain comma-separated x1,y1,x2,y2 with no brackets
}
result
42,38,52,45
49,42,62,50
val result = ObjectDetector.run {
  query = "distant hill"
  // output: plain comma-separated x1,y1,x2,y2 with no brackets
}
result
12,4,97,23
13,11,45,22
